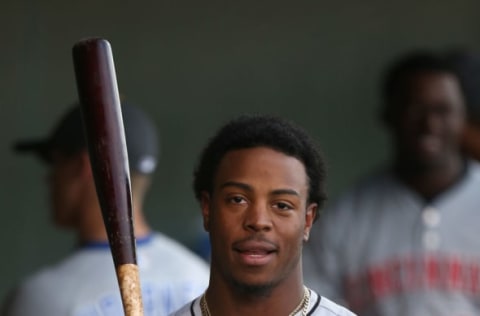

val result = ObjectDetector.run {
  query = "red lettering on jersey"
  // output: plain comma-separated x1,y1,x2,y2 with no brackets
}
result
448,256,463,290
344,254,480,313
425,255,439,288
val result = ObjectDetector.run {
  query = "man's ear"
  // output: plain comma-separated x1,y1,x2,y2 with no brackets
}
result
200,191,211,232
303,203,318,242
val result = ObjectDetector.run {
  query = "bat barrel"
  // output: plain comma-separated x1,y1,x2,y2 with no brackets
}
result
73,38,143,316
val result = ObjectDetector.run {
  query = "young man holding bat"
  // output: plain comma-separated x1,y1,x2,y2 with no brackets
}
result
171,115,356,316
3,102,209,316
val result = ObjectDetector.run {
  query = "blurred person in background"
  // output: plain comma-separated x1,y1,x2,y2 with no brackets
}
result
1,101,209,316
306,51,480,316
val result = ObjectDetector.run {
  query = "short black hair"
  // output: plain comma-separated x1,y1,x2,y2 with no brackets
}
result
381,51,458,122
193,114,327,208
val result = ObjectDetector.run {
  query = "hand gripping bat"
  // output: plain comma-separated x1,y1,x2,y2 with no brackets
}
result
72,38,144,316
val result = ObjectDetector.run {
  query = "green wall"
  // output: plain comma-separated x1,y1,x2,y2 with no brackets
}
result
1,0,479,302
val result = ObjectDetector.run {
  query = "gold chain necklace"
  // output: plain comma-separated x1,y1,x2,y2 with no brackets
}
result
288,286,310,316
200,286,311,316
200,292,212,316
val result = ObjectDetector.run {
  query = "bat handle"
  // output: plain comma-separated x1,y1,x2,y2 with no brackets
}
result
117,264,143,315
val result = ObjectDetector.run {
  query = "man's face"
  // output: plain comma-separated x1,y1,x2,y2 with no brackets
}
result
201,147,317,292
389,72,465,169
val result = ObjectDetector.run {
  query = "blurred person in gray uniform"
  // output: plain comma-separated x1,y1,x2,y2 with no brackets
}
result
171,114,355,316
2,102,209,316
307,51,480,316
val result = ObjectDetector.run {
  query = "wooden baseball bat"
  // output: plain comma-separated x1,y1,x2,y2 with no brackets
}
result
72,38,144,316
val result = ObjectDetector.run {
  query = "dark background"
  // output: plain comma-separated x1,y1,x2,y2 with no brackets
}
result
1,0,479,301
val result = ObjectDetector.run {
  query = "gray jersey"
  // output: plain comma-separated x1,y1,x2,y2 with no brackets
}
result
3,233,209,316
169,288,356,316
307,161,480,316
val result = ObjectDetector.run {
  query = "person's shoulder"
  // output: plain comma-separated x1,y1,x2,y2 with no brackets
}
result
145,233,209,274
1,264,63,315
2,249,115,315
16,249,95,289
467,159,480,177
455,159,480,192
150,233,208,261
11,258,69,293
317,296,357,315
310,291,357,316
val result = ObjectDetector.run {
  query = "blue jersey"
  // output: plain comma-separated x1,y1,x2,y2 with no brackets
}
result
3,233,209,316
